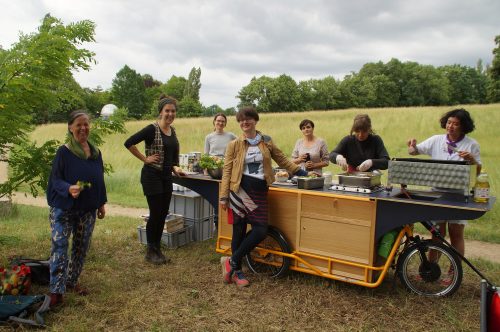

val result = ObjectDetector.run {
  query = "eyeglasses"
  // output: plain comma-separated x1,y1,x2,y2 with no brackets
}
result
239,118,254,123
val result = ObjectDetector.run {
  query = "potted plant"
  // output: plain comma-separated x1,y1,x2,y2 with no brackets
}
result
199,154,224,179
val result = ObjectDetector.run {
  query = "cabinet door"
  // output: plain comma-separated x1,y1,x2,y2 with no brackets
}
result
299,194,375,266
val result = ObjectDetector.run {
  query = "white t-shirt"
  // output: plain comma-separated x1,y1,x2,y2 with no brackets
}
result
243,145,264,179
416,134,481,164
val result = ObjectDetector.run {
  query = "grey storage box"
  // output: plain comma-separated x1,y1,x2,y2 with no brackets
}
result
185,216,215,241
169,191,214,220
137,225,192,249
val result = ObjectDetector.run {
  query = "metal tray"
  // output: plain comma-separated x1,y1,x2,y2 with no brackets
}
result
337,172,381,188
297,177,325,189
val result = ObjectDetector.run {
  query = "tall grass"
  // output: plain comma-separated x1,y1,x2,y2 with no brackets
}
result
1,205,498,331
31,104,500,242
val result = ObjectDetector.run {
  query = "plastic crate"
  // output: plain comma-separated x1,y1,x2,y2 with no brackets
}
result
169,191,214,220
137,225,192,249
185,216,215,241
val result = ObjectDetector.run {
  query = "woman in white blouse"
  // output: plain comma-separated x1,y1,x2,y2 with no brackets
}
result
291,119,329,174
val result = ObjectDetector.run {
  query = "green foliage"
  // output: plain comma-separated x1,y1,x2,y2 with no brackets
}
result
82,87,112,118
183,67,201,101
0,14,97,198
199,154,224,170
163,75,187,100
487,35,500,102
111,65,147,119
178,96,203,118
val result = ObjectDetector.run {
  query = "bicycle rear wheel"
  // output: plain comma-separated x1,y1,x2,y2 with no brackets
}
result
244,226,291,278
397,240,462,297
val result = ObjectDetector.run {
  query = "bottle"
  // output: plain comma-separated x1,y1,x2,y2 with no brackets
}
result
473,170,490,203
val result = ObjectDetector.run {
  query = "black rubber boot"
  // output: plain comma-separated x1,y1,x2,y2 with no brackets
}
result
145,245,163,265
154,244,170,264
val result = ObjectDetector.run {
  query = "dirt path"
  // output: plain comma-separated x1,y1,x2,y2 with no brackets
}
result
8,192,500,264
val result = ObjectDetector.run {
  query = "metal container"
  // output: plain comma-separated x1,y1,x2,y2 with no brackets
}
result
297,177,325,189
337,172,381,188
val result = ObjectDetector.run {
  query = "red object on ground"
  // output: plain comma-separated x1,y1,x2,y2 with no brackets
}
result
490,290,500,331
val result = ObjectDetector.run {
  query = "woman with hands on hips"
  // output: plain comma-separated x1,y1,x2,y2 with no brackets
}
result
292,119,329,174
46,110,107,307
124,94,185,265
329,114,389,172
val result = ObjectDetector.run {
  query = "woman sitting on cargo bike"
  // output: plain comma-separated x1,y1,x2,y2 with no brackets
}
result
218,106,313,288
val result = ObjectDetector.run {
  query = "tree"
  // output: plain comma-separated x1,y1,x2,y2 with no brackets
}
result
163,75,187,100
111,65,147,119
178,96,203,118
183,67,201,101
0,14,124,199
487,35,500,102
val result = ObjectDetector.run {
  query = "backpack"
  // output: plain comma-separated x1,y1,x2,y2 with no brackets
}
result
0,295,50,327
9,258,50,286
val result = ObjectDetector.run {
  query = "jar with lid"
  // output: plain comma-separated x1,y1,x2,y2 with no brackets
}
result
473,170,490,203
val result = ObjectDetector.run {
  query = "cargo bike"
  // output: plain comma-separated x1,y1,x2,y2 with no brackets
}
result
174,158,495,297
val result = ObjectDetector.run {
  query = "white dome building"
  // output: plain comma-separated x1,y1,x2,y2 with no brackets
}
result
101,104,118,119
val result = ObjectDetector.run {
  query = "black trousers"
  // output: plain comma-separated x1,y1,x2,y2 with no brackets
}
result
145,191,172,246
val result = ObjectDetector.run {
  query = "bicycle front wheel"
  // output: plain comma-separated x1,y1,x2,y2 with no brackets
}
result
397,240,463,297
244,226,291,278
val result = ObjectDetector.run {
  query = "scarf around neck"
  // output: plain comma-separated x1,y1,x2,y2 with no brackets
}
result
246,133,262,146
445,134,464,155
66,133,99,160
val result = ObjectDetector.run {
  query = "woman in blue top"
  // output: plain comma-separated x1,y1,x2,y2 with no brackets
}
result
46,110,107,307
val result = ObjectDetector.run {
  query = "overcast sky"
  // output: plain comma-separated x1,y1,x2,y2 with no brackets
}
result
1,0,499,108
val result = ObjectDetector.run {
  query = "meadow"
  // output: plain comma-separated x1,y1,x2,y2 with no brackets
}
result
1,205,499,331
32,104,500,243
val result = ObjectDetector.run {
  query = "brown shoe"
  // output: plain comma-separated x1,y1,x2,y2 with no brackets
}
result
66,284,89,296
50,293,63,308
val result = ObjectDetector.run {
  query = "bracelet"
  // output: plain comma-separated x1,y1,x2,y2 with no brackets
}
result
219,197,228,202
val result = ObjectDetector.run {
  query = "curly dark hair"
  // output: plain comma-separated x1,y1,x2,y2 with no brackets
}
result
236,106,259,122
439,108,475,134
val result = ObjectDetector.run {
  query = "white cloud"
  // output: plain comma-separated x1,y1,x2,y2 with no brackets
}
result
1,0,499,108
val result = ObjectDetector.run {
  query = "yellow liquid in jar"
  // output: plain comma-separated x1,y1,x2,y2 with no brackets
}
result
473,179,490,203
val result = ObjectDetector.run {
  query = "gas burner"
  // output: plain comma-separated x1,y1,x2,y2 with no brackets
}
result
329,185,384,194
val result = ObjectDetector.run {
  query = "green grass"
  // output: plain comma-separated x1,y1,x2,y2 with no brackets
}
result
1,205,499,331
30,104,500,242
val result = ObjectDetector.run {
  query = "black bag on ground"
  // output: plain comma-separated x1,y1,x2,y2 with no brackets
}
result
0,295,50,327
10,258,50,285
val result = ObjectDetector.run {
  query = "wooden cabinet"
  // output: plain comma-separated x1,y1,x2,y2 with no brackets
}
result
298,193,376,280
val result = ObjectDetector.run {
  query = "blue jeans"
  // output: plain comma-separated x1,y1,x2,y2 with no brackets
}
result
49,207,96,294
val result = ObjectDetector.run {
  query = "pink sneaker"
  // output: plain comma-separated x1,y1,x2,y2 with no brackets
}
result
221,256,232,284
231,270,250,288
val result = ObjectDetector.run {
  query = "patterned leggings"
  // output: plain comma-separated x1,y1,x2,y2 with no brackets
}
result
49,207,96,294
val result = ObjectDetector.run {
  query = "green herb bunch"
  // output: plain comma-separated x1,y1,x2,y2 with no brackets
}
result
199,155,224,170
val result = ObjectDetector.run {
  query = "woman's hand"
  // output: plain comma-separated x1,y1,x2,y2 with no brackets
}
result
144,153,160,164
407,138,418,155
458,151,476,164
69,185,82,199
219,197,228,211
173,167,186,177
357,159,373,172
97,205,106,219
336,155,348,171
306,160,316,171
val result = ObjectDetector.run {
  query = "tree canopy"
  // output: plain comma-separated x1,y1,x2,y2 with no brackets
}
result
0,14,124,199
